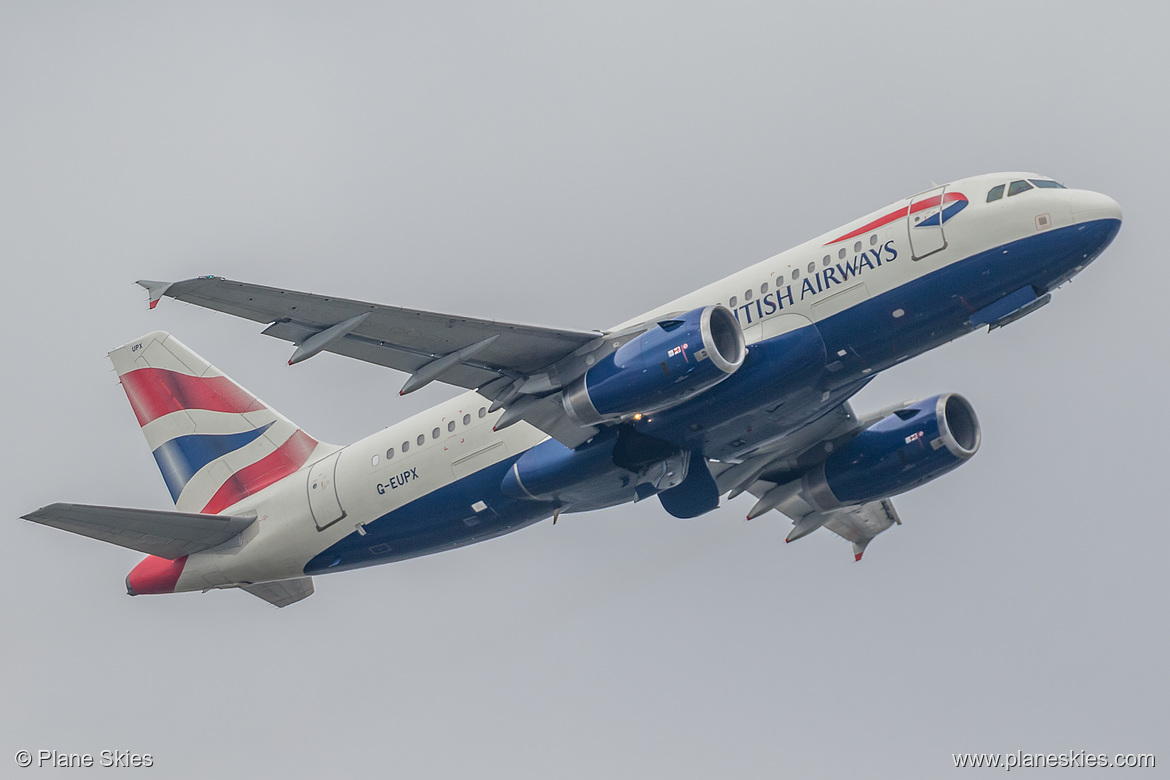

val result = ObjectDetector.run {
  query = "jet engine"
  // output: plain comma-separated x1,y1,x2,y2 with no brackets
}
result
562,305,746,426
802,393,981,510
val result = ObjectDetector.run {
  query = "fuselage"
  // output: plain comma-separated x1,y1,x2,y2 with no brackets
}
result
144,172,1122,593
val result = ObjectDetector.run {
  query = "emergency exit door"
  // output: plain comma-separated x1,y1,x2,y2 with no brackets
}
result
907,186,948,260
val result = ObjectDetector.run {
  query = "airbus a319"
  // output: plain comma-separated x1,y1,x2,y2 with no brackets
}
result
22,173,1122,607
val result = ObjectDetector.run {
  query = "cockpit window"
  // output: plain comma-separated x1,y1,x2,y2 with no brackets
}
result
1029,179,1066,189
1007,180,1034,197
986,184,1005,202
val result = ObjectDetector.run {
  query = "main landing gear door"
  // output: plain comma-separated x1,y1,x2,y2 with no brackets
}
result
307,451,346,531
907,185,947,260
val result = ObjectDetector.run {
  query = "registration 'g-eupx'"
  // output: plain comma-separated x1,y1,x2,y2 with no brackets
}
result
24,173,1121,607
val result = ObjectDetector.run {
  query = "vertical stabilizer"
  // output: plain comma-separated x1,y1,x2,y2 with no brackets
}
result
109,331,326,513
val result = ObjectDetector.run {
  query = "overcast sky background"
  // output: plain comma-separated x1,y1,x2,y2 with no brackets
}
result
3,2,1167,777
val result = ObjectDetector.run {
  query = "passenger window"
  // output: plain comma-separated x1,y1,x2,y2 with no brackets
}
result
448,420,456,433
776,275,784,286
744,289,752,301
463,413,471,425
1030,179,1066,189
760,282,769,294
986,184,1005,202
478,407,486,418
417,434,425,446
1008,180,1033,197
371,454,379,467
386,447,394,460
838,248,846,259
853,241,862,253
869,234,878,246
729,296,737,307
432,427,440,439
822,255,830,265
402,441,410,453
792,268,800,280
807,262,815,274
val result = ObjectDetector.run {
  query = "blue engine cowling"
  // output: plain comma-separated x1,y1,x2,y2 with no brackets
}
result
802,393,981,510
562,305,746,426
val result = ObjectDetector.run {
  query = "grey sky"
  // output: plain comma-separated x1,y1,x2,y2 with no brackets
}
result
3,2,1167,777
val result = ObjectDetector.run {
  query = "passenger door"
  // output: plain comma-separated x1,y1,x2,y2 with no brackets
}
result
907,186,948,260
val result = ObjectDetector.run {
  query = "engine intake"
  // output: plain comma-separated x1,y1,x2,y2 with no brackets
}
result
562,305,745,426
803,393,981,510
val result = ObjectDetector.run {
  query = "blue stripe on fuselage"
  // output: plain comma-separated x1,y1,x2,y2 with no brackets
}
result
303,453,557,575
306,218,1121,575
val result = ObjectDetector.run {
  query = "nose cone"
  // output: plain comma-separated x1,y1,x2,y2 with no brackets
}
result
1070,189,1123,225
126,555,187,596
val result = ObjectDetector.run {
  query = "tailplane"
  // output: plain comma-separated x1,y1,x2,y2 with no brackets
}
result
109,331,325,513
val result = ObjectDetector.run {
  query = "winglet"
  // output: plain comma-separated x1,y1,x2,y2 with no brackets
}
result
852,539,870,562
136,280,173,310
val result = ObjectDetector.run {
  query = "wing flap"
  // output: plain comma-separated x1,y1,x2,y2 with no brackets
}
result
21,503,256,559
241,577,314,608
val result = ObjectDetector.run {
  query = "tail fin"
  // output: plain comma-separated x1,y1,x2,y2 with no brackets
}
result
109,331,325,514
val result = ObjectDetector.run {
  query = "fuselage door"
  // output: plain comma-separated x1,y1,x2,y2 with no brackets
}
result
907,185,948,260
307,451,346,530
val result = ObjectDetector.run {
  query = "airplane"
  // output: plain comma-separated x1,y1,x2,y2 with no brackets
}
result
22,172,1122,607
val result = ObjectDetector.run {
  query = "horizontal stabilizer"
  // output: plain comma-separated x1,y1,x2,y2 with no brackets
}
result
21,503,256,559
241,577,314,608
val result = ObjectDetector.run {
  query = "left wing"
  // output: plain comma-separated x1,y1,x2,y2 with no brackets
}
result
712,401,905,560
140,277,610,447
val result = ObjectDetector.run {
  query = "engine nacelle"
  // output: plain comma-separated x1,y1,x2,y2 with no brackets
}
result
802,393,981,510
562,305,746,426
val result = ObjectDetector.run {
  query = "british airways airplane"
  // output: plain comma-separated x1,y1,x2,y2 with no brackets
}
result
23,172,1121,607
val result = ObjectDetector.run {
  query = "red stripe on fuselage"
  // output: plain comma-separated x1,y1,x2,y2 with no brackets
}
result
825,192,968,245
119,368,265,427
200,429,319,514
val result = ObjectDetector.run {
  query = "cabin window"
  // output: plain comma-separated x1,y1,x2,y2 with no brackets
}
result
417,434,425,446
478,407,486,418
448,420,456,432
776,274,784,286
744,289,752,301
463,413,471,425
807,262,815,274
432,427,440,439
370,454,379,467
1030,179,1066,189
386,447,394,460
870,233,878,246
1008,179,1033,197
838,247,846,259
986,184,1005,202
760,282,769,294
823,255,831,267
729,296,737,307
402,441,410,453
854,241,862,253
792,268,800,280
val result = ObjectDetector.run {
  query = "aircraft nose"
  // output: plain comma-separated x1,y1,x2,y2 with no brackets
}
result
1069,189,1122,225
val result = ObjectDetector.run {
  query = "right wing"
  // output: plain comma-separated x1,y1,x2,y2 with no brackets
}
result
21,503,256,559
141,277,612,447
